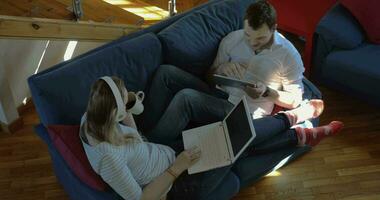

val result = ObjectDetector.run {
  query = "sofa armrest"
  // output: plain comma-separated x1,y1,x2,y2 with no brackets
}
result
316,4,365,50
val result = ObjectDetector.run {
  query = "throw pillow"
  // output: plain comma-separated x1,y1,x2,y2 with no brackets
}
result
341,0,380,44
47,125,107,191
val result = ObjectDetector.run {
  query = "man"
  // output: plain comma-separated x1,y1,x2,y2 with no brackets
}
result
209,0,304,118
140,0,305,140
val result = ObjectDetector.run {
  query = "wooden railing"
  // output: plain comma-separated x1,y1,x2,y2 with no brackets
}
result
0,15,142,41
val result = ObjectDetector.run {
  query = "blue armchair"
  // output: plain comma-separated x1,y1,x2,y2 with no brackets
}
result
312,4,380,105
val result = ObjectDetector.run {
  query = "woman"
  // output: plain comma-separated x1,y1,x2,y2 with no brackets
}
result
80,76,343,200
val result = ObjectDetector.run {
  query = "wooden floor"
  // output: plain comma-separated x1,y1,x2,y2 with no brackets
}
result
1,85,380,200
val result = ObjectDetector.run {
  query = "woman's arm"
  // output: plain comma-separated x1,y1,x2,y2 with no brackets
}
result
141,147,201,200
141,166,182,200
99,155,143,200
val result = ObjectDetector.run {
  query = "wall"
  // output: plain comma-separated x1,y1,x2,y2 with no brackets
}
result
0,43,6,123
0,41,18,124
0,39,104,126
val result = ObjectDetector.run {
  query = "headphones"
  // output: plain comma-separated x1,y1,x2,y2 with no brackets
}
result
100,76,127,122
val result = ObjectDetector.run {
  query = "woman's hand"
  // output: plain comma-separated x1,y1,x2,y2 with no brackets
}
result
170,146,201,175
142,146,201,200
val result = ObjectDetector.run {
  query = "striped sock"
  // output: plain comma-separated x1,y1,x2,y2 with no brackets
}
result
295,121,344,146
282,99,324,126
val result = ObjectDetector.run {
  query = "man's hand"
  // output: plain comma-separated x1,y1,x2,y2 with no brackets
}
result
244,82,267,99
218,62,247,79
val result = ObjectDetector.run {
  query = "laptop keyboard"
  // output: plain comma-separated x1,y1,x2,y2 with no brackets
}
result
183,122,231,174
197,123,229,167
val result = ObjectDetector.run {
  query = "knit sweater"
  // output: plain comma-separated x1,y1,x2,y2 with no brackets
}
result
80,115,176,199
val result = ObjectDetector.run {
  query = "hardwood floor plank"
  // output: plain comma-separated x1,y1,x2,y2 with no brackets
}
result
337,165,380,176
340,194,380,200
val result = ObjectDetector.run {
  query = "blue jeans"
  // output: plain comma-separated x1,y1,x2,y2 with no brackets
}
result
142,65,297,150
140,65,298,199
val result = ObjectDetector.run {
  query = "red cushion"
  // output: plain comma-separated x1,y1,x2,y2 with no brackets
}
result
47,125,107,191
341,0,380,44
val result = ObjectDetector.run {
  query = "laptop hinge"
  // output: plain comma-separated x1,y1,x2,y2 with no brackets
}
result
220,122,233,162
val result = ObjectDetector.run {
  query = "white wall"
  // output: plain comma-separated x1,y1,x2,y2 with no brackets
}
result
0,77,18,124
3,39,49,105
0,39,104,126
0,42,6,123
0,104,7,123
73,41,105,58
0,40,18,124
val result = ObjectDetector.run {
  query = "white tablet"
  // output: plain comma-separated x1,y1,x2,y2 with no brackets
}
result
213,74,257,88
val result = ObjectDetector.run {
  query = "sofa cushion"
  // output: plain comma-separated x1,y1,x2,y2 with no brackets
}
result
157,0,243,76
47,125,107,191
316,5,365,49
341,0,380,44
28,33,162,125
323,44,380,99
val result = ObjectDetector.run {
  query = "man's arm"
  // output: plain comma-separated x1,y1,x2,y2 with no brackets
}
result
245,81,303,109
205,35,231,84
245,49,304,109
265,83,303,109
271,50,305,109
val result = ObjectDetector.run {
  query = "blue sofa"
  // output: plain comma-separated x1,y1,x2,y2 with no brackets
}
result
28,0,321,199
312,4,380,105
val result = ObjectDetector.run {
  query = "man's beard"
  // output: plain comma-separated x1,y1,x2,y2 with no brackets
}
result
254,34,274,53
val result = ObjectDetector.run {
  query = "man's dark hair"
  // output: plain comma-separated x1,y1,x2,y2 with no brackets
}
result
244,0,277,30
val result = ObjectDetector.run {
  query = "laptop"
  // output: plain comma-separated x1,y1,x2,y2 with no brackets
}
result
182,96,256,174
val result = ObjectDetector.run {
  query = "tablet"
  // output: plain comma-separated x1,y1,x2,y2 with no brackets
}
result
213,74,257,88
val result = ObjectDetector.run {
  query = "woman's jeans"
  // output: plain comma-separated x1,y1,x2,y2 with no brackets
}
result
139,65,298,200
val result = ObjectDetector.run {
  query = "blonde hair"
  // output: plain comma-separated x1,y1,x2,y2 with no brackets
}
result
84,76,139,146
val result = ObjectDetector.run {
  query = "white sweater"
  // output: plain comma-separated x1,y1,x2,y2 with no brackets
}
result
212,30,305,118
80,115,176,200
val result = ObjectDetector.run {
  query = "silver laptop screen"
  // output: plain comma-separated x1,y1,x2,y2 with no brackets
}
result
225,100,252,156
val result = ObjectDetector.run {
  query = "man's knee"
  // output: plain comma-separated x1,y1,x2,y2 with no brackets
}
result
173,88,203,105
155,64,181,80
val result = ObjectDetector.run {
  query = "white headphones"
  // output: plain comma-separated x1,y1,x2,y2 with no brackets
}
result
100,76,127,122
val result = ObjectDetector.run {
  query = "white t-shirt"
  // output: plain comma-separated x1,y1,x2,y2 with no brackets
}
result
80,115,176,200
212,30,305,118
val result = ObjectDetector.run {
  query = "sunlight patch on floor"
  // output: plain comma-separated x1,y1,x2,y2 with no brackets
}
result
265,170,282,177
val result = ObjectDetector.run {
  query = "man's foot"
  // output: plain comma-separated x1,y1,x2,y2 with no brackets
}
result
295,121,344,146
282,99,324,126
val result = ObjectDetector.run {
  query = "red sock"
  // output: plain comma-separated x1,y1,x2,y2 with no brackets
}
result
295,121,344,146
282,99,324,126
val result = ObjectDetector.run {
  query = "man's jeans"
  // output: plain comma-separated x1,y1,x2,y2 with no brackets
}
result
141,65,297,151
138,65,298,200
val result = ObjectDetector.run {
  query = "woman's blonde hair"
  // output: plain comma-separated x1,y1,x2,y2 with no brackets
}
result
84,76,139,145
